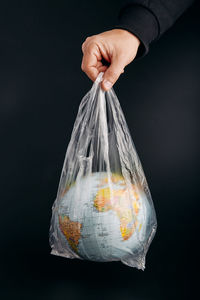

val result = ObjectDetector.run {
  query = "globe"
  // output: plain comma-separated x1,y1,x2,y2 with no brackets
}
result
56,172,152,263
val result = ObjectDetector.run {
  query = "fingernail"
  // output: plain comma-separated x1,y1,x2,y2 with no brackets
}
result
103,80,112,90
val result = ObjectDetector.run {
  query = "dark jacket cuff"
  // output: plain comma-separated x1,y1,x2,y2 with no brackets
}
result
114,4,159,58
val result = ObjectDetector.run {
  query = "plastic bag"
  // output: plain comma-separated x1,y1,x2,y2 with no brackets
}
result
49,72,157,270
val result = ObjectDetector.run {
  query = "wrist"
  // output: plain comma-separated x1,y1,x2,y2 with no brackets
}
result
112,28,141,50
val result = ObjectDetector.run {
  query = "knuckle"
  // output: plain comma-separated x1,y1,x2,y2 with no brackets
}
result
86,35,97,41
87,44,95,55
90,35,98,42
81,62,85,71
81,63,90,73
82,40,96,54
82,35,100,53
87,35,99,46
82,36,91,50
81,42,85,52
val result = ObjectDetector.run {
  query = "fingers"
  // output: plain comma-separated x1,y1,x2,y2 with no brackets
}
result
81,52,98,82
101,57,125,91
81,39,103,82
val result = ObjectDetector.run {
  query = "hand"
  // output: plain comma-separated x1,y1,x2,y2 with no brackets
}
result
81,29,140,91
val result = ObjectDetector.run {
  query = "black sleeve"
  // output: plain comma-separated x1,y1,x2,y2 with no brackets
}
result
114,0,195,57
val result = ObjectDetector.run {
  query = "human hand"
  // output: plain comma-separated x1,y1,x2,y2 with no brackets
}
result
81,29,140,91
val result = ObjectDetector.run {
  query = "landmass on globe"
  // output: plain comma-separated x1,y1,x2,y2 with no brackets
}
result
57,172,151,262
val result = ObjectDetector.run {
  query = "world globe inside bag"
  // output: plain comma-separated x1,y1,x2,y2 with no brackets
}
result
49,72,157,270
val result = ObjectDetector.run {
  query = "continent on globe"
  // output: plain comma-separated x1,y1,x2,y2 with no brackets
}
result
59,215,82,253
94,177,141,241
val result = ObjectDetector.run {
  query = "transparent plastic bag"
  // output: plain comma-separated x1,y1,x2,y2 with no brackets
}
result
49,72,157,270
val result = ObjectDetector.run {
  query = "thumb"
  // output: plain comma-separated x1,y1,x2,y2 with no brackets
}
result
101,59,125,91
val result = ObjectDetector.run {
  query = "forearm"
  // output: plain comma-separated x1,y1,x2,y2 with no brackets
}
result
115,0,195,56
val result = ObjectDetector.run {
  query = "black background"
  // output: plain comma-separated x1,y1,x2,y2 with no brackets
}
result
0,1,199,299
